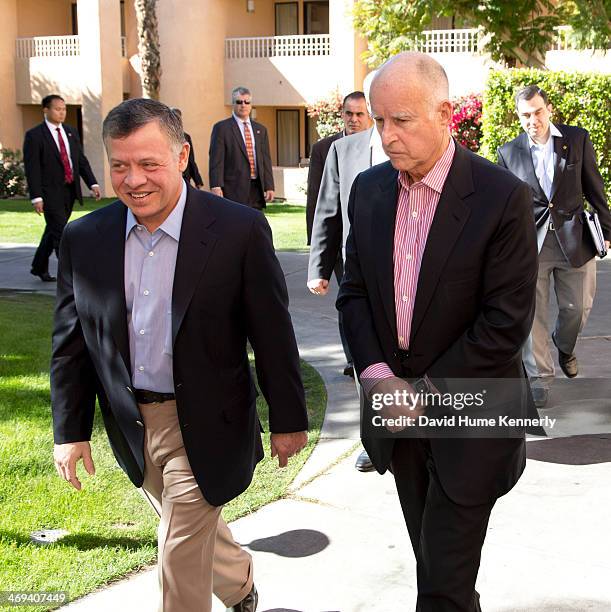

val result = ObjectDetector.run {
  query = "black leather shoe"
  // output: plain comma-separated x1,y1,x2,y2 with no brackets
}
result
531,387,549,408
227,584,257,612
31,270,56,282
355,449,375,472
343,362,355,377
552,333,578,378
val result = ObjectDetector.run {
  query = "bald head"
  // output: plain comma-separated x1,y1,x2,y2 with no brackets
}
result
371,52,449,108
369,52,453,180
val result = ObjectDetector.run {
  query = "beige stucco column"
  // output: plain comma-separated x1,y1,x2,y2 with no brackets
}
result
76,0,123,197
0,0,22,149
330,0,362,93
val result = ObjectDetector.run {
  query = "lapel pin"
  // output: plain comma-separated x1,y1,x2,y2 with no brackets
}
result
562,145,567,150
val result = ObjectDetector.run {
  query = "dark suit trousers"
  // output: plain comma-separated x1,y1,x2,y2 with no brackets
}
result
391,439,494,612
31,183,76,274
333,255,352,364
247,178,266,210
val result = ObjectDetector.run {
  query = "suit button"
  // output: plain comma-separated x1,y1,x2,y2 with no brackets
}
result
136,420,143,427
175,382,183,389
181,422,189,429
549,202,554,208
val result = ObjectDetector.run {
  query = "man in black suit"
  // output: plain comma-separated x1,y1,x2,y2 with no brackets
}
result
52,99,308,612
209,87,274,209
171,108,204,189
24,94,100,282
498,85,611,407
337,53,538,610
305,91,370,244
306,91,370,379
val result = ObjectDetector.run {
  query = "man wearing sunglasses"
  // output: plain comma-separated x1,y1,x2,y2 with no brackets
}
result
209,87,275,210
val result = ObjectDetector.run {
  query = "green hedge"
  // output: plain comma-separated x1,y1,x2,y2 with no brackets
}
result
481,69,611,200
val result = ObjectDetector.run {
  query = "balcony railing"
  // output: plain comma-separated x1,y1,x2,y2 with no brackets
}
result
16,35,128,59
225,34,331,59
408,28,480,53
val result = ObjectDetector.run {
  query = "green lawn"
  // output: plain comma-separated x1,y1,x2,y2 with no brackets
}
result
0,198,308,251
0,291,325,610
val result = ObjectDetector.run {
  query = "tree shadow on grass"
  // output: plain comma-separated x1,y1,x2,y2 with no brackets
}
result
0,529,156,551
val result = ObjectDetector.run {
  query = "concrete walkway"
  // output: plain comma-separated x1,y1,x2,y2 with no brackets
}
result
1,244,610,611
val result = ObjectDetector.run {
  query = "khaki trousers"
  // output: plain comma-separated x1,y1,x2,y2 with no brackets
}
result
139,400,253,612
523,231,596,388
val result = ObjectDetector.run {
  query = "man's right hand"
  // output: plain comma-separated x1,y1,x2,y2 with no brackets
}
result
33,201,44,215
211,187,223,197
369,377,424,433
53,441,96,490
307,278,330,296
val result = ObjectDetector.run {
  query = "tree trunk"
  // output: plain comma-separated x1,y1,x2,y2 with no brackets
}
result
134,0,161,100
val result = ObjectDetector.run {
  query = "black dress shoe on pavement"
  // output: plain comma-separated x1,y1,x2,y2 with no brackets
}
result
343,362,355,377
355,449,375,472
30,271,56,282
552,333,578,378
531,387,549,408
227,584,257,612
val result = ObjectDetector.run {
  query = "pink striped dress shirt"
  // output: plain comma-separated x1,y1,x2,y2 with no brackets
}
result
361,138,456,391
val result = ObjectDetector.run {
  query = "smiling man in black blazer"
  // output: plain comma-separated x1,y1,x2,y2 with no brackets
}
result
51,98,307,612
23,94,100,282
337,53,538,611
209,86,274,209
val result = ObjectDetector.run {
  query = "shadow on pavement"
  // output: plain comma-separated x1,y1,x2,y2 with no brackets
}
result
527,434,611,465
243,529,329,558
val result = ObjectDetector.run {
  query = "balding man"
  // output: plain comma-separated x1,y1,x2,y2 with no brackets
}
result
337,53,538,610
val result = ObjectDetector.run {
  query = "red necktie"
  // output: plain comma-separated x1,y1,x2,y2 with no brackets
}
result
243,122,256,179
56,128,74,184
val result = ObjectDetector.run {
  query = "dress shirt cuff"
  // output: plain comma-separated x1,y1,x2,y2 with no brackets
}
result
360,362,395,397
31,197,43,204
90,184,99,189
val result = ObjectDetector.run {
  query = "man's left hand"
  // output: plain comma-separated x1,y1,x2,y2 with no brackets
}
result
264,190,275,202
271,431,307,467
605,240,610,251
91,186,102,200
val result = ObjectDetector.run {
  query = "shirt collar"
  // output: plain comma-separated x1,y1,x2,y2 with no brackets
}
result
398,137,455,194
528,122,562,149
125,179,188,241
45,119,63,133
233,112,251,127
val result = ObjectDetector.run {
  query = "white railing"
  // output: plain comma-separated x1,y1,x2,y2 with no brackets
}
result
225,34,331,59
16,35,128,59
16,35,80,59
410,28,480,53
552,26,580,51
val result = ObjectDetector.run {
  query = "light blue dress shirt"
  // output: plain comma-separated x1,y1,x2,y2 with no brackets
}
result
124,180,187,393
528,122,562,201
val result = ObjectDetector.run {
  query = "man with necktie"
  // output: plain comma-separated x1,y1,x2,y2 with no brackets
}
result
23,94,101,282
498,85,611,407
209,87,274,209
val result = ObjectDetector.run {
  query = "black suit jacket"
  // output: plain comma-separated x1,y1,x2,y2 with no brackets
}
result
23,122,97,207
209,117,274,206
51,186,308,506
337,143,538,506
306,131,343,244
183,132,204,188
497,125,611,267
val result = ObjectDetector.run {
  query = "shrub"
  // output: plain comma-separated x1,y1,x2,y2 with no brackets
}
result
450,93,483,152
307,90,344,139
0,149,27,198
481,69,611,199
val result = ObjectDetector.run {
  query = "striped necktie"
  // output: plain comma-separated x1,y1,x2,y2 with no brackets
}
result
243,122,256,179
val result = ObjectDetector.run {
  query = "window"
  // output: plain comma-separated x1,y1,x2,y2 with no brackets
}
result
276,110,300,167
304,1,329,35
275,3,298,36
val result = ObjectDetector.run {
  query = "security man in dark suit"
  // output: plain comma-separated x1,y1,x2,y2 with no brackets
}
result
498,85,611,407
209,87,274,209
171,108,204,189
24,94,100,281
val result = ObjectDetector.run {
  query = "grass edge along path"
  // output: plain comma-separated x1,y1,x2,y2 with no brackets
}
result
0,290,326,610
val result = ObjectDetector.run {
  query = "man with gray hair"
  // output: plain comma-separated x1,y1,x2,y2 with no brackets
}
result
209,86,274,209
337,52,538,610
51,98,308,611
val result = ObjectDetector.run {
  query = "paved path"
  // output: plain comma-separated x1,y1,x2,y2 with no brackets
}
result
1,244,610,611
